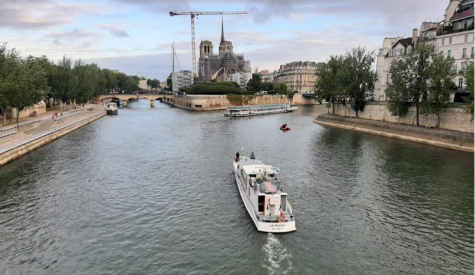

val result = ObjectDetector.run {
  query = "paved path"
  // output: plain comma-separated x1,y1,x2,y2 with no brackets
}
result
0,104,105,154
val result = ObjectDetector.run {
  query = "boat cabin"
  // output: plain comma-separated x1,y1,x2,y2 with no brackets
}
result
236,159,288,218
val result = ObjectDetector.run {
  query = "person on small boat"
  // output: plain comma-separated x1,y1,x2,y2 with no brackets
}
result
250,152,255,160
235,152,240,162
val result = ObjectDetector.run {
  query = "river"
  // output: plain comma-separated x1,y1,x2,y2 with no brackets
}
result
0,99,473,274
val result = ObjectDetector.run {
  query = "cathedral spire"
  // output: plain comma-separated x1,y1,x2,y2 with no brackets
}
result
221,16,225,43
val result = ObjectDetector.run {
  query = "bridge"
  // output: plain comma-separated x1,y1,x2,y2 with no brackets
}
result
95,94,164,107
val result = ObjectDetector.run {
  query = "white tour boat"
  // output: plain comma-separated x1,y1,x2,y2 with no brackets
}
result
105,102,118,115
232,155,296,233
224,103,297,117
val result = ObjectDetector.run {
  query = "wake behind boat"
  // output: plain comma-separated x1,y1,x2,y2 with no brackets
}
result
232,154,296,233
224,103,297,117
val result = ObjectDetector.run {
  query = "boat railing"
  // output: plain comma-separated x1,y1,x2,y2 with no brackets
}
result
286,202,293,214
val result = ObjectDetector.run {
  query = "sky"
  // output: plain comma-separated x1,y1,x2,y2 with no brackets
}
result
1,0,449,81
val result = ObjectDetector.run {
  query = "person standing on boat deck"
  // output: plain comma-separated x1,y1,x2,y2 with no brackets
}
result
250,152,255,160
235,152,240,162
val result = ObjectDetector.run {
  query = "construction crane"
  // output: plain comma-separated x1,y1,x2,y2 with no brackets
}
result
169,11,247,78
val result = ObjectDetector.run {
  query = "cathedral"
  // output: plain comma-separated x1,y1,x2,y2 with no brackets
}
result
198,19,251,82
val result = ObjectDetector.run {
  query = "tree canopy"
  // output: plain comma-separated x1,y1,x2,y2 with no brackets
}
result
314,46,377,117
0,42,147,124
386,43,455,126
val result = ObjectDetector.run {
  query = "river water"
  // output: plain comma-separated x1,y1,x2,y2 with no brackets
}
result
0,99,473,274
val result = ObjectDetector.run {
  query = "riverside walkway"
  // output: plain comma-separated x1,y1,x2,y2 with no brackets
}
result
0,104,105,166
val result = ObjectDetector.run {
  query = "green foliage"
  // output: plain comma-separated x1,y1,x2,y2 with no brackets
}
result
261,82,274,92
315,47,377,117
420,52,456,127
463,61,474,120
0,42,22,123
247,74,261,91
342,47,378,118
274,82,288,98
9,55,50,127
386,43,456,126
182,83,242,94
314,55,346,114
103,69,118,93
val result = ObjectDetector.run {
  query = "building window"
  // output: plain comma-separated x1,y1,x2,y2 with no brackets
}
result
449,37,452,44
472,47,474,57
463,48,467,58
442,38,445,45
440,51,444,55
459,78,463,89
448,50,451,57
465,35,468,42
385,74,389,84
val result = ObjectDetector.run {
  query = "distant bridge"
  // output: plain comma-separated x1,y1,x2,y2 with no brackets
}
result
95,94,164,107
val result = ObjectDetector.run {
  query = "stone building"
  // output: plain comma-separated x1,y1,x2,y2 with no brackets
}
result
274,61,320,93
198,19,251,82
374,0,474,102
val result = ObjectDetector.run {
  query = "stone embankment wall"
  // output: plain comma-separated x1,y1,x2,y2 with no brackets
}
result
162,95,291,111
315,114,474,153
333,102,474,133
10,104,47,119
291,94,319,105
0,111,105,166
162,95,230,111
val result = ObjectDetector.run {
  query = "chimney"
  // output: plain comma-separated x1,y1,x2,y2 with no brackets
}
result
412,28,418,44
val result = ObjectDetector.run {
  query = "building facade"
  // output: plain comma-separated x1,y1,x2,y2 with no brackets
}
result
274,61,320,93
172,70,193,92
138,77,149,90
374,0,474,102
229,72,252,89
198,19,251,83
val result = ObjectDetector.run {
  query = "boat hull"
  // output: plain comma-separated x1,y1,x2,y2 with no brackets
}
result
233,161,296,233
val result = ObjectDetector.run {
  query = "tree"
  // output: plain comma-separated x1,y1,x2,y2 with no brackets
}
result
247,74,261,91
274,82,288,98
50,56,74,110
463,61,474,120
9,56,49,128
151,79,160,90
386,43,437,126
147,79,152,90
314,54,346,115
0,42,21,125
342,47,378,118
103,69,118,94
421,52,456,127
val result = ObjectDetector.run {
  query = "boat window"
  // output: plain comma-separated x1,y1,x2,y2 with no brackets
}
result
249,174,256,178
258,196,265,212
281,195,287,211
195,105,202,108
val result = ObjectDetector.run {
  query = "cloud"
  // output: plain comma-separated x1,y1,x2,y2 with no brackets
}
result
0,1,108,29
95,23,130,38
44,28,100,46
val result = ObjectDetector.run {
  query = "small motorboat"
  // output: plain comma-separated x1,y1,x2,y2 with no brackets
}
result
280,125,290,131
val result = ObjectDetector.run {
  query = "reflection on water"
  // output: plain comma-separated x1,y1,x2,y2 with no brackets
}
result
0,100,472,274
